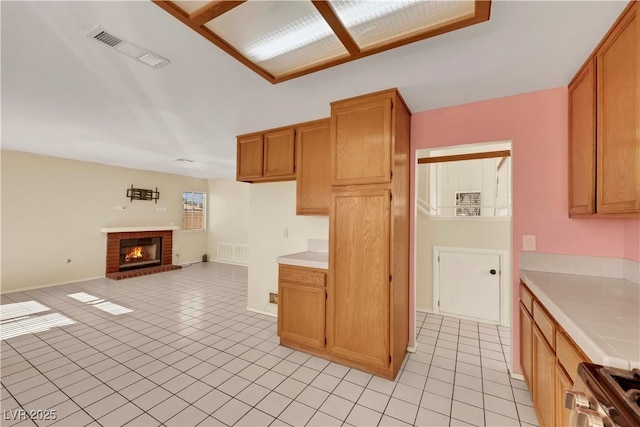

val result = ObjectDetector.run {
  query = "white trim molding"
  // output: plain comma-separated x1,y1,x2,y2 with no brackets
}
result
100,225,179,233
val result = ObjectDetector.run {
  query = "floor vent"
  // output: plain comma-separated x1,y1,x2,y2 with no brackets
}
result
87,27,170,69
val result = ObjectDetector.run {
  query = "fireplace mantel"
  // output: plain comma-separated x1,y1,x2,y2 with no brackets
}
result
101,226,179,233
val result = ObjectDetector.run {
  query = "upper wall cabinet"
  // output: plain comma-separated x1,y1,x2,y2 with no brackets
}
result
569,1,639,217
296,119,331,215
331,94,393,185
237,127,296,183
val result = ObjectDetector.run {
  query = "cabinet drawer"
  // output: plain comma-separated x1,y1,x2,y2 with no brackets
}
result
279,265,326,287
556,329,588,383
520,282,533,314
533,300,556,350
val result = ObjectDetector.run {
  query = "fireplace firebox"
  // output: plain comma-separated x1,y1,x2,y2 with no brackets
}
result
104,228,180,280
119,237,162,271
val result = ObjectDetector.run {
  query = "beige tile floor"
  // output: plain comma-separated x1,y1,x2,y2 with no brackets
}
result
0,262,538,426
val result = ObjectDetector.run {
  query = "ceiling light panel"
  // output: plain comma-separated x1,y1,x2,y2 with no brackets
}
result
173,0,210,14
329,0,476,49
205,0,349,77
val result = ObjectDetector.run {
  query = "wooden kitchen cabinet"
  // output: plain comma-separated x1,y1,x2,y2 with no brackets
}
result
568,59,596,216
328,188,391,369
555,363,573,427
331,94,393,185
596,2,640,214
236,127,296,183
296,119,330,215
520,302,533,386
568,1,640,217
520,281,591,427
533,325,556,427
277,265,326,350
328,88,411,379
236,134,263,181
276,88,410,380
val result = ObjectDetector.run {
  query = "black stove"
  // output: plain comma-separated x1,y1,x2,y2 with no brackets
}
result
578,363,640,427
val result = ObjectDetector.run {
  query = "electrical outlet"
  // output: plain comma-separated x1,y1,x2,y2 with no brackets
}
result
269,292,278,304
523,235,536,251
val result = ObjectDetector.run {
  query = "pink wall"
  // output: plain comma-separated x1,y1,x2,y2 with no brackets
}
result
625,219,640,261
410,87,628,374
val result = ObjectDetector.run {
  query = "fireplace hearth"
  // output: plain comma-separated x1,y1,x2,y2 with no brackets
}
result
103,227,181,280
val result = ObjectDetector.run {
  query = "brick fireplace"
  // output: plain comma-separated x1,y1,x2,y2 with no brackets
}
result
103,226,181,280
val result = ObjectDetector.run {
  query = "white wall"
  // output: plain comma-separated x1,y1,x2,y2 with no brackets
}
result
1,150,209,293
247,181,328,315
426,157,511,216
415,214,511,311
207,178,250,260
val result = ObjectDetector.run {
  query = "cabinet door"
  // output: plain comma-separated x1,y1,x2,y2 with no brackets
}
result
555,363,573,427
328,189,391,368
331,98,392,185
264,128,296,178
568,60,596,216
237,134,263,181
520,303,533,387
278,282,325,350
296,121,330,215
533,325,556,427
597,4,640,214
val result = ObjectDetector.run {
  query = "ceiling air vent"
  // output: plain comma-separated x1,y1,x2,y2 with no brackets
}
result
93,31,123,47
87,26,170,69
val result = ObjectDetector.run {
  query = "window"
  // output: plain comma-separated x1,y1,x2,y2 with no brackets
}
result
182,191,206,231
455,191,481,216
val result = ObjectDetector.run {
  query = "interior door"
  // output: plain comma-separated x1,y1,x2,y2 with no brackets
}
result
438,250,501,322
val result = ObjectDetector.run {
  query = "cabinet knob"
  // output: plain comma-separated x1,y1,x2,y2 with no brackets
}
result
490,269,497,275
564,390,590,410
572,408,605,427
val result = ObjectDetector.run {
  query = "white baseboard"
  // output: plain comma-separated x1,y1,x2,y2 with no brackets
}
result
416,307,434,314
407,345,418,353
0,276,105,295
246,307,277,318
510,372,525,381
213,259,248,266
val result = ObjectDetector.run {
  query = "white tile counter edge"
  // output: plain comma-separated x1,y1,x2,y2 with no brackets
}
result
520,270,634,370
277,252,328,270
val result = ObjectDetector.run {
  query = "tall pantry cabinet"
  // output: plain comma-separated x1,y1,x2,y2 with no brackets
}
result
328,89,411,379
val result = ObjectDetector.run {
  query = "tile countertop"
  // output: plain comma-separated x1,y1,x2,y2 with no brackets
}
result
277,251,328,270
520,270,640,370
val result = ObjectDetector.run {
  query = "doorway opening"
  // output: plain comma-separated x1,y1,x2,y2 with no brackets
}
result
414,141,513,327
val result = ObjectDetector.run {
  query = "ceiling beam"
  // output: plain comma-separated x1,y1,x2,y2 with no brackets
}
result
190,1,246,26
312,1,361,56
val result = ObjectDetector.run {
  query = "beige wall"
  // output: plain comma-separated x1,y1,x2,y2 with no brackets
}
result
415,214,511,311
1,150,208,293
247,181,328,315
207,178,250,260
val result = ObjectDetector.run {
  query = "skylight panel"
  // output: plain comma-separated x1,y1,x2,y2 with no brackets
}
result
329,0,476,49
205,1,349,77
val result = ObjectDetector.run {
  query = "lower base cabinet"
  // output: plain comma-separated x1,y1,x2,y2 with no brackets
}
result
555,364,573,427
520,303,533,385
277,265,327,350
520,281,590,427
533,325,556,427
